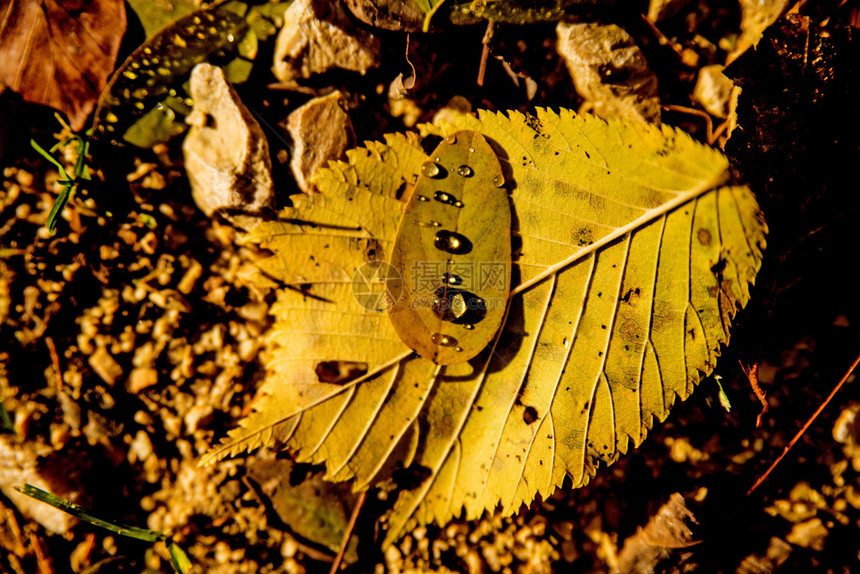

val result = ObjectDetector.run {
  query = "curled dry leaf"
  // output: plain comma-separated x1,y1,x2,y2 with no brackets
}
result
204,109,766,545
727,0,791,65
557,22,661,124
616,492,698,573
183,64,274,218
285,91,356,193
273,0,380,87
0,0,126,131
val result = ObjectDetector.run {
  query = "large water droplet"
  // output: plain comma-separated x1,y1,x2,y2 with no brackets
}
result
422,161,442,178
493,174,506,188
434,230,473,255
457,165,473,177
463,324,475,330
444,134,457,144
417,195,430,202
452,200,464,208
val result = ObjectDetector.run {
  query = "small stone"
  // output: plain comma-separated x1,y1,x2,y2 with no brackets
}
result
273,0,379,86
88,347,123,386
786,517,828,550
285,91,355,193
693,65,735,119
556,22,660,123
183,64,274,218
127,367,159,393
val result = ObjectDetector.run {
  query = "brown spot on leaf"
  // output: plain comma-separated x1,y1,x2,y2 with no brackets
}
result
697,228,712,246
523,406,539,424
314,361,367,384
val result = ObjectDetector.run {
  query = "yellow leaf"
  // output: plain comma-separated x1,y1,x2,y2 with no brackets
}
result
203,109,767,546
388,131,511,365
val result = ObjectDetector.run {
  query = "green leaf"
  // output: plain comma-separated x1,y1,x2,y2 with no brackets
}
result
92,4,247,146
204,109,766,545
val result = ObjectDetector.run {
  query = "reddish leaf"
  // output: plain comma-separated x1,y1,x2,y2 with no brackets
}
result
0,0,126,131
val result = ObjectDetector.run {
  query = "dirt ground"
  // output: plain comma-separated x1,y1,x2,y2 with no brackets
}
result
1,1,859,573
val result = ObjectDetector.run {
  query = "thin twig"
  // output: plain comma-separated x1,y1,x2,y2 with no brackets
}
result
748,350,860,496
329,490,367,574
477,20,495,87
662,104,714,144
45,337,62,390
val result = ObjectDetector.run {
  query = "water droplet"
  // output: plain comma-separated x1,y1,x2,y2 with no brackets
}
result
431,333,459,347
444,134,457,144
493,174,506,188
417,195,430,202
416,220,441,227
453,201,464,208
454,346,463,352
421,161,441,178
434,156,441,162
463,324,475,330
469,147,475,153
434,230,473,255
227,33,235,43
442,273,462,286
433,287,467,321
563,337,570,349
457,165,473,177
434,191,452,204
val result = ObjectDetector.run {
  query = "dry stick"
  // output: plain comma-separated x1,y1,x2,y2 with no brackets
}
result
748,350,860,496
329,490,368,574
45,337,62,390
662,104,715,144
477,20,495,86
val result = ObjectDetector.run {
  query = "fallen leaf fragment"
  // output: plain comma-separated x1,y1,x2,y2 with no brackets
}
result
285,91,356,193
556,22,661,123
616,493,698,573
0,0,126,131
183,63,274,218
246,457,358,560
728,0,791,64
273,0,380,87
